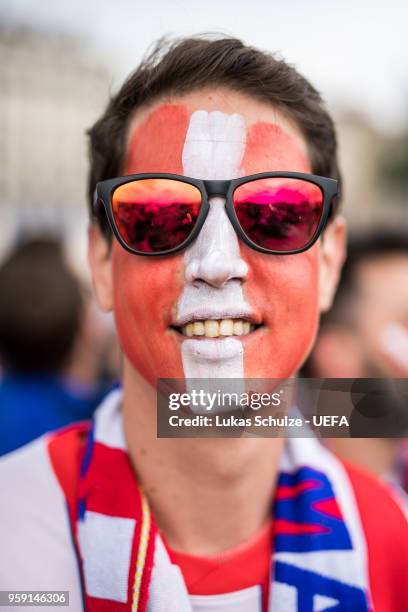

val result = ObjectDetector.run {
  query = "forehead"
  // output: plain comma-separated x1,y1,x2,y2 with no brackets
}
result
124,88,310,175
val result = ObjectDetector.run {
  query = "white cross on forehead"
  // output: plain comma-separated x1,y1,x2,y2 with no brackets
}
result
182,110,246,179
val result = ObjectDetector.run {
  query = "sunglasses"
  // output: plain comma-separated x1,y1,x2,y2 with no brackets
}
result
95,172,338,256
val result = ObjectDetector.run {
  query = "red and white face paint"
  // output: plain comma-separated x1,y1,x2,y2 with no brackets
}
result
113,93,320,386
178,110,249,378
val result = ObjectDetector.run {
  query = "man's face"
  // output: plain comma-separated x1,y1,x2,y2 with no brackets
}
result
90,89,344,384
354,254,408,376
310,253,408,378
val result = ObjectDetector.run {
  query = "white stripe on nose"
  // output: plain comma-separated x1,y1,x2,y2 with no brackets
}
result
177,109,250,381
182,110,248,287
184,196,248,287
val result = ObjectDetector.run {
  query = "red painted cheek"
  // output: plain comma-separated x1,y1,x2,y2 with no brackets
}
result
242,122,310,174
112,103,191,383
124,104,189,174
111,243,185,383
238,121,316,377
241,246,320,378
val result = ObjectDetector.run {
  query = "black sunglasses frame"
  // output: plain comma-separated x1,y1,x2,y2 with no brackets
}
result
95,172,338,257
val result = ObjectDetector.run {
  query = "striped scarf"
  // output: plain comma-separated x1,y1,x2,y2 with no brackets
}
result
70,390,372,611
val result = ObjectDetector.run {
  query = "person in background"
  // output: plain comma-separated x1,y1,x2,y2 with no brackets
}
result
304,229,408,491
0,236,110,455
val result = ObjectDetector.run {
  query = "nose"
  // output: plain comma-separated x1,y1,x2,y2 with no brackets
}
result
184,196,248,288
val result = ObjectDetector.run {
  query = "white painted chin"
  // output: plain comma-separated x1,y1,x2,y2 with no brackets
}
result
182,337,246,412
183,337,243,360
181,337,243,378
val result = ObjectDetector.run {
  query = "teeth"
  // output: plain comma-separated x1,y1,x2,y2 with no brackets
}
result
204,320,219,337
193,321,205,336
233,320,243,335
181,319,255,338
219,319,234,336
185,323,193,337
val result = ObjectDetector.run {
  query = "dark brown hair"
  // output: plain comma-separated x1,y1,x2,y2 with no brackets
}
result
0,237,83,374
88,36,341,235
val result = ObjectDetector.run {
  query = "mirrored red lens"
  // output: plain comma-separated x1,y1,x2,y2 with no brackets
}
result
233,177,324,252
112,179,202,253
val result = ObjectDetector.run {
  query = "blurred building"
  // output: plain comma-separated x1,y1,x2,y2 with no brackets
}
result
0,27,111,271
335,110,408,229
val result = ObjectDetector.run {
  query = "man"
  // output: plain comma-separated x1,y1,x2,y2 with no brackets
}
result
304,230,408,489
0,237,107,455
0,37,407,611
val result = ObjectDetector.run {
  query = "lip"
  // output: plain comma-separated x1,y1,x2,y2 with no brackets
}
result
172,309,261,327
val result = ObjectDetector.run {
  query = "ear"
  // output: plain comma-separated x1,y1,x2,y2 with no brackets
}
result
318,216,347,312
88,224,113,312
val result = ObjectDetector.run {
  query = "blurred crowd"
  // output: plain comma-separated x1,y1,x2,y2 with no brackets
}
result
0,235,121,455
303,228,408,496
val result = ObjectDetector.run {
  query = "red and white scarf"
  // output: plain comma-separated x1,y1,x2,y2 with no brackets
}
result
69,390,372,611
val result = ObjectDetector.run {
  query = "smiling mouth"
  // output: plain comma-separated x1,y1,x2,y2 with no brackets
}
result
173,318,262,338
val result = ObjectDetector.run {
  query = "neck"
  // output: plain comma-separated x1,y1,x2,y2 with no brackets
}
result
122,360,284,556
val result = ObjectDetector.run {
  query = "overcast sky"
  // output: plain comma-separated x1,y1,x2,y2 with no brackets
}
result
2,0,408,133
